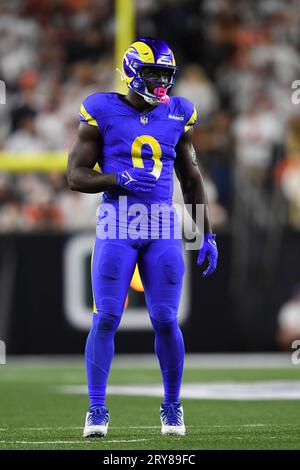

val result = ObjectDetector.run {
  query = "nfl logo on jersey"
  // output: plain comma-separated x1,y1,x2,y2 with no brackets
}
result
140,115,148,125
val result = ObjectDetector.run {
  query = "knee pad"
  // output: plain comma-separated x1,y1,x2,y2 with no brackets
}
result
148,247,185,322
94,243,126,315
151,304,177,323
94,311,121,333
98,244,123,280
150,304,179,337
158,247,185,285
150,314,178,336
98,296,122,315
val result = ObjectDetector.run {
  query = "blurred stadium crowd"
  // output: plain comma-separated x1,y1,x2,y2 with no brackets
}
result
0,0,300,232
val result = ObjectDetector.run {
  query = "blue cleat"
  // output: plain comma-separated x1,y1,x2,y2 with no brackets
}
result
83,405,110,438
160,402,186,436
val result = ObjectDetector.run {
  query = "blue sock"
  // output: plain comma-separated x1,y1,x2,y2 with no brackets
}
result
151,317,185,405
85,312,121,409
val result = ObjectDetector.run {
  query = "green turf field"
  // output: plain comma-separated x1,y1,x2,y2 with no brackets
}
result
0,357,300,450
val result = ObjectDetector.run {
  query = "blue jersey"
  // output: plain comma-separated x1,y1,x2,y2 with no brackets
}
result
79,92,197,204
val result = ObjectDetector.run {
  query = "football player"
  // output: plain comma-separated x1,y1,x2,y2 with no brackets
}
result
67,37,218,438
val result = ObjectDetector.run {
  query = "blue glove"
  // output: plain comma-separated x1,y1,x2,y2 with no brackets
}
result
197,232,218,277
116,168,157,193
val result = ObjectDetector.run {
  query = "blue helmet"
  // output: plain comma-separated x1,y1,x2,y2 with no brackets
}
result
119,37,177,105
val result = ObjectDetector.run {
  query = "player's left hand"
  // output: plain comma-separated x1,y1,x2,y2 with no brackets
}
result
197,232,218,277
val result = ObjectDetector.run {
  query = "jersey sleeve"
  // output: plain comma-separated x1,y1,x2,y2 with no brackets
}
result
183,101,197,133
79,94,99,127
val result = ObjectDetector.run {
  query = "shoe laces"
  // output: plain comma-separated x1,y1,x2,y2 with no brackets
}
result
162,402,181,425
89,406,109,425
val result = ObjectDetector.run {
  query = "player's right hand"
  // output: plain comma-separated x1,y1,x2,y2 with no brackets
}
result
116,168,157,193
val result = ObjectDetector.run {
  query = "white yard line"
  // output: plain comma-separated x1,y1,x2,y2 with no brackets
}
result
12,439,148,445
1,435,299,446
15,423,300,433
18,426,159,431
19,427,82,431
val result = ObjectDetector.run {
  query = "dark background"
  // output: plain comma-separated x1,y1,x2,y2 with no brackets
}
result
1,230,299,354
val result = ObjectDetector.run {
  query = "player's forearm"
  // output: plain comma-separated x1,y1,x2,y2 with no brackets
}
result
68,167,117,193
182,177,212,234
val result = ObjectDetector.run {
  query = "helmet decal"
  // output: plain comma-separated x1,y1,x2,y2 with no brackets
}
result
130,41,155,63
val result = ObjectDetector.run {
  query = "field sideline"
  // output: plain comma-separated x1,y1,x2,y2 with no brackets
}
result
0,354,300,450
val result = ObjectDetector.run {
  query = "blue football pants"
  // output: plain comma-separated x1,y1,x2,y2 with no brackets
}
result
85,235,185,408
